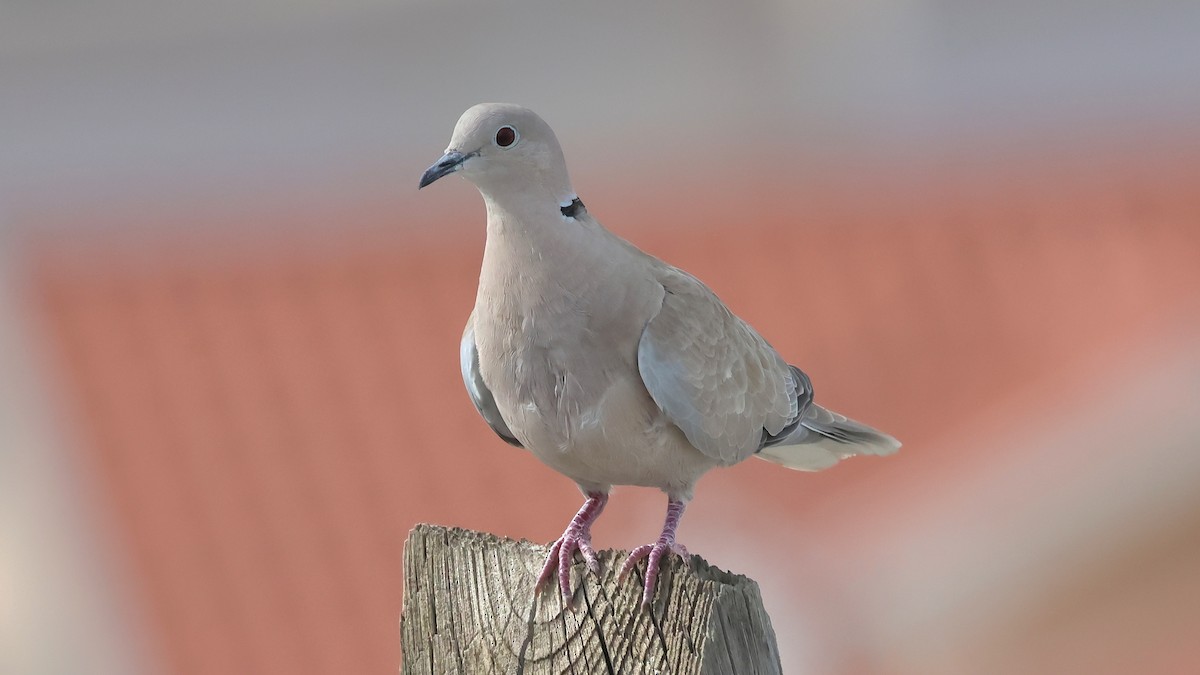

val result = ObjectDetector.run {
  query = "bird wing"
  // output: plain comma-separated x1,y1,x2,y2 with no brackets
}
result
636,266,800,465
460,315,523,448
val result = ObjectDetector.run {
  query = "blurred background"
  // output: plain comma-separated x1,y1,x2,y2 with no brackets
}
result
3,1,1199,673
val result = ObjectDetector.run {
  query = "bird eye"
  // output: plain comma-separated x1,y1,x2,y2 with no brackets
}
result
495,125,518,148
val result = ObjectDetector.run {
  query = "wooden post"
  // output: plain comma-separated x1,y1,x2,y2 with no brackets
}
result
401,524,782,674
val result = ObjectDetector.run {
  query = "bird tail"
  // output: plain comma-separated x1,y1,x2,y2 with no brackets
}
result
756,404,901,471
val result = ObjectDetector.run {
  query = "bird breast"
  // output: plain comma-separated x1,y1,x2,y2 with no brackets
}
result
474,280,632,444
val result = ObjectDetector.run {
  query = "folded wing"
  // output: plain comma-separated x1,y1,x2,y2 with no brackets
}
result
460,317,523,448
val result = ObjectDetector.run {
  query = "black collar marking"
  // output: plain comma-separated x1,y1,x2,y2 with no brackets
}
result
560,197,585,218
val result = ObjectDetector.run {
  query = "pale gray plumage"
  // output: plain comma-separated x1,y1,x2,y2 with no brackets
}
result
422,103,900,605
637,266,800,465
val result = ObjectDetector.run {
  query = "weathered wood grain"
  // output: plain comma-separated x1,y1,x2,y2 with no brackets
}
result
401,524,781,674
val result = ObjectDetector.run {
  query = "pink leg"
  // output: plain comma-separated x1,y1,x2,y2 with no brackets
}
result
619,499,690,606
537,492,609,602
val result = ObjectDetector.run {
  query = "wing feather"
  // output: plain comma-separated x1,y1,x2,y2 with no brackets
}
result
636,268,796,464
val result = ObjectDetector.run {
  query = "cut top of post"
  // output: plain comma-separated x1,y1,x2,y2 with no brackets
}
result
401,523,782,674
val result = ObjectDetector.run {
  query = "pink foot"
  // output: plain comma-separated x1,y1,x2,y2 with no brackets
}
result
536,492,608,602
618,499,689,606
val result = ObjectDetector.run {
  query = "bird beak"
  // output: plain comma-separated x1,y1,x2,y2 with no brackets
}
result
419,150,471,189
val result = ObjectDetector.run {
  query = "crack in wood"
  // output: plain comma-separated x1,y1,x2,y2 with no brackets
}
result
515,583,539,674
581,578,616,675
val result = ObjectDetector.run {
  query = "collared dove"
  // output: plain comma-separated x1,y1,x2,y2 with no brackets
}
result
420,103,900,606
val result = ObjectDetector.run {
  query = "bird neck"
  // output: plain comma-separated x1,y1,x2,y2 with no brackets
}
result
480,186,581,239
476,185,601,299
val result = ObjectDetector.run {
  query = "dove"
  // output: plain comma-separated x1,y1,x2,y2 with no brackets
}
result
419,103,900,606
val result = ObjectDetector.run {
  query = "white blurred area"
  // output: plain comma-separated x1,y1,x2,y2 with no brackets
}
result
3,1,1199,674
0,239,157,674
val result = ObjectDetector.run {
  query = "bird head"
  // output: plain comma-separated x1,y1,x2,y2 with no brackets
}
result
419,103,574,205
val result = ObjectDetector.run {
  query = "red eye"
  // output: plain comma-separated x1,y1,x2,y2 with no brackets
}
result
495,125,517,147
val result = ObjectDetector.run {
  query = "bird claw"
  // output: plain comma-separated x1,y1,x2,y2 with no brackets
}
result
618,540,690,606
537,528,600,603
534,493,608,606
